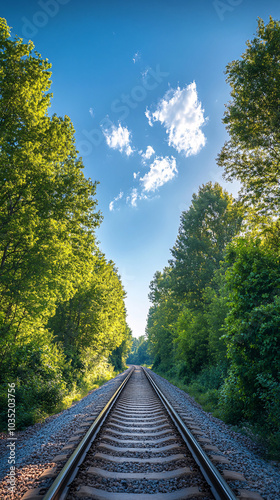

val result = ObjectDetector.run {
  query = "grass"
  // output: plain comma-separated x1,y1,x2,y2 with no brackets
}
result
154,362,226,416
230,422,280,461
47,361,119,418
0,359,120,432
153,365,280,462
156,372,221,415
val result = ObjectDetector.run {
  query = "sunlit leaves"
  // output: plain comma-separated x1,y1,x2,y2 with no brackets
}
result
0,18,127,422
217,17,280,217
146,183,242,374
169,182,243,304
221,235,280,427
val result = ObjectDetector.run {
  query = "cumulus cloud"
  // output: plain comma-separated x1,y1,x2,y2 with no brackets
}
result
140,156,177,192
145,82,207,157
140,145,155,162
109,191,124,211
103,124,134,156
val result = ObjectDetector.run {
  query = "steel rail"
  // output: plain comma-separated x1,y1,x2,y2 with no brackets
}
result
143,367,237,500
42,366,135,500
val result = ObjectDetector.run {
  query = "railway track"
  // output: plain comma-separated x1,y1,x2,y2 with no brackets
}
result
22,367,263,500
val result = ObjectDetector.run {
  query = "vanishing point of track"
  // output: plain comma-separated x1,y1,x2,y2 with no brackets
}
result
33,366,239,500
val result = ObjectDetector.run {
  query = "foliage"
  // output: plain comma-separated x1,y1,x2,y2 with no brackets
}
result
126,335,153,365
172,268,230,377
0,332,67,428
146,182,242,375
0,17,100,373
0,19,129,430
109,326,133,371
169,182,243,305
217,17,280,217
48,253,128,382
0,20,100,355
219,235,280,429
203,268,229,364
146,18,280,458
154,363,226,415
147,297,178,369
174,307,209,375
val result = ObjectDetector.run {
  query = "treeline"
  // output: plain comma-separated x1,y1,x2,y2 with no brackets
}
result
146,18,280,455
127,336,152,366
0,19,131,429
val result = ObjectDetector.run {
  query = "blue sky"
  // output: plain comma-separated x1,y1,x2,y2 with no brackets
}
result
2,0,280,337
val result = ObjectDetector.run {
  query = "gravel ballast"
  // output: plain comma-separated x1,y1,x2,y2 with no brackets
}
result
146,369,280,500
0,367,280,499
0,370,129,499
67,367,213,500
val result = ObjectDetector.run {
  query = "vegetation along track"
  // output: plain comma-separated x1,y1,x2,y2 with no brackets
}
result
22,367,263,500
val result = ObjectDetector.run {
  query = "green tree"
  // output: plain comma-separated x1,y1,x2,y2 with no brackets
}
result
127,335,153,365
48,253,127,383
175,307,209,375
146,268,179,371
146,184,242,377
169,182,243,305
127,337,142,364
0,18,101,374
109,325,133,371
172,267,229,382
203,267,229,365
217,17,280,217
219,234,280,429
0,19,129,429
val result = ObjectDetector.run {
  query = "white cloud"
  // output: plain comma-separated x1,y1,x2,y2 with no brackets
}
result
89,107,95,118
126,188,148,208
140,156,177,192
145,82,207,157
133,51,140,64
145,109,154,127
103,124,134,156
140,145,155,162
133,171,140,179
109,191,123,211
130,188,138,207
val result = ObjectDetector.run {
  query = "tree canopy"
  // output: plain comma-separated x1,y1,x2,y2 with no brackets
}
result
0,18,129,429
217,17,280,217
146,19,280,455
169,182,243,305
146,182,242,373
